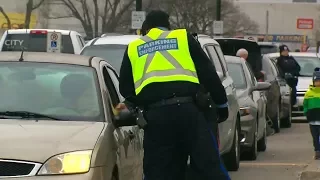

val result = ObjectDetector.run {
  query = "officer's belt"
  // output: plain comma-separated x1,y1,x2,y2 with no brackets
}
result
146,96,194,109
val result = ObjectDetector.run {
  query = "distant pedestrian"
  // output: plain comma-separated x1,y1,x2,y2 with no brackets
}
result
303,67,320,160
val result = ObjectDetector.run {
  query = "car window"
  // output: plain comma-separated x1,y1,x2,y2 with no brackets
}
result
205,45,224,75
102,66,120,107
2,34,75,54
244,61,257,86
0,62,103,121
262,56,276,80
81,44,127,73
227,63,247,89
269,59,278,76
214,45,228,71
293,56,320,76
259,45,278,54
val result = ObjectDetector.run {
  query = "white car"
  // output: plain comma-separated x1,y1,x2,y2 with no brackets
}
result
80,34,241,171
267,52,320,117
0,29,85,54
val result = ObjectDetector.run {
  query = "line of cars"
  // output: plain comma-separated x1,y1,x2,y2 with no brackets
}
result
0,28,304,179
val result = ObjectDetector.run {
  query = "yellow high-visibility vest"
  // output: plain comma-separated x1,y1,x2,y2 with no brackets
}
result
127,28,200,95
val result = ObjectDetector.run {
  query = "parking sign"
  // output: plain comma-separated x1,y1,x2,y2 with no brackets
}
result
47,32,62,53
297,18,314,29
131,11,146,29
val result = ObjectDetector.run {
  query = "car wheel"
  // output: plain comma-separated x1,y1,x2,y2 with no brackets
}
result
281,102,292,128
223,118,240,171
257,122,267,152
272,105,280,133
246,122,258,160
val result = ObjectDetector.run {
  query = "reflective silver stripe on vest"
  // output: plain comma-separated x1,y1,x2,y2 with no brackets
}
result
134,31,198,88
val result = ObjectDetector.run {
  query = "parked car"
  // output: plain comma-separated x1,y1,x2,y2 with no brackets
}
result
226,56,270,160
258,42,279,55
0,52,143,180
0,29,85,54
80,34,241,171
260,55,292,132
267,52,320,119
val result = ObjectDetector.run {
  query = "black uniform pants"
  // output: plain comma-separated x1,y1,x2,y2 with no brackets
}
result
286,78,298,105
143,103,230,180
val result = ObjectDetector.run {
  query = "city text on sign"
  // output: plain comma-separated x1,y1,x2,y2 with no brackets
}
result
297,18,314,29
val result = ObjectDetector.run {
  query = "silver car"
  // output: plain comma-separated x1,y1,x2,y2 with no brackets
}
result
226,56,270,160
267,52,320,118
0,52,143,180
80,34,241,171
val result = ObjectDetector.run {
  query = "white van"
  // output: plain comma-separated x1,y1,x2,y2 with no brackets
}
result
0,29,85,54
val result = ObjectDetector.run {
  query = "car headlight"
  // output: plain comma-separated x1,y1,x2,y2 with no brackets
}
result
239,107,250,116
37,150,92,175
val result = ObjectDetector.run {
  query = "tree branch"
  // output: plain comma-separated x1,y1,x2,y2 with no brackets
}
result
32,0,45,10
0,6,11,29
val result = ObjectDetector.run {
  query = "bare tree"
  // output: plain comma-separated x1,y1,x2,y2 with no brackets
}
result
38,0,51,28
150,0,258,36
50,0,135,38
0,6,11,29
24,0,46,28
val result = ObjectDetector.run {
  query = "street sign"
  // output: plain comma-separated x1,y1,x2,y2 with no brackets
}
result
131,11,146,29
213,21,224,34
297,18,314,29
47,32,62,53
244,36,258,41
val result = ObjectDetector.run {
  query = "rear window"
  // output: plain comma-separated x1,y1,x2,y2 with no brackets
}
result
2,34,74,54
215,39,262,73
81,44,127,73
259,45,278,54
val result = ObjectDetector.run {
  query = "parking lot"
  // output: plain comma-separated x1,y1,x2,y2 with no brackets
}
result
231,122,312,180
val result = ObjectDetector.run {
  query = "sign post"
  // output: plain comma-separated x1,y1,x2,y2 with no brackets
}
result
213,20,223,36
296,18,313,52
47,32,62,53
131,11,146,30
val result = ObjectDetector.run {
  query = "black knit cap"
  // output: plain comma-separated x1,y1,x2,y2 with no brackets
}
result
279,45,290,53
144,10,171,30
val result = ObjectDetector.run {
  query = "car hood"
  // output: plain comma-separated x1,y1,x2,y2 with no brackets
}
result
298,77,312,91
0,120,105,163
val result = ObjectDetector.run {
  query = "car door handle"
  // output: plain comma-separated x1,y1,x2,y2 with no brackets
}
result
128,130,135,140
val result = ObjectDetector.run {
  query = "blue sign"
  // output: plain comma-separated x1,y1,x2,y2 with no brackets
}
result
137,38,179,57
51,41,57,47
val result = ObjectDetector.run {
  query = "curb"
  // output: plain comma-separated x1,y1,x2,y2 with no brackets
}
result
299,161,320,180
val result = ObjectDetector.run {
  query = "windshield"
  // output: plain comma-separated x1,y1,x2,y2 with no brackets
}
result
294,56,320,76
81,44,127,72
260,45,278,54
227,63,247,89
0,62,103,121
2,34,74,54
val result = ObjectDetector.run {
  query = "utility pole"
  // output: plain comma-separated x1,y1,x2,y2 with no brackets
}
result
264,10,269,42
136,0,142,11
216,0,221,21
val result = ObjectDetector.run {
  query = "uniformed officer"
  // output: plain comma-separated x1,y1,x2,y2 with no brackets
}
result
118,10,230,180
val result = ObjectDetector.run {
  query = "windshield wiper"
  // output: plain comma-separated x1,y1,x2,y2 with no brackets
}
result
0,111,61,120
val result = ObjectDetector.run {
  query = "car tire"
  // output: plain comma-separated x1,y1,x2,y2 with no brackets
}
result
281,102,292,128
246,122,258,160
257,122,267,152
272,105,280,133
223,118,240,171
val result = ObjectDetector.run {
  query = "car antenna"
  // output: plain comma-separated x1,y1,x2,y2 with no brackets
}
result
19,48,24,61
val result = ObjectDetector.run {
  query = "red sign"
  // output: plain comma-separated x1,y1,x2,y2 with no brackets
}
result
297,18,314,29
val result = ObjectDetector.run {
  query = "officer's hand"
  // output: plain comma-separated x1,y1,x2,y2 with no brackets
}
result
116,103,127,110
217,107,229,123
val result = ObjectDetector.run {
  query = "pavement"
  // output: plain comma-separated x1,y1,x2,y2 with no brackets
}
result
229,123,319,180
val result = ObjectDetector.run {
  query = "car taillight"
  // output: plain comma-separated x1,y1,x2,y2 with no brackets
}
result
30,30,47,34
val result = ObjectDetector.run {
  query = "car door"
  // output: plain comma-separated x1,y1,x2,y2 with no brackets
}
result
101,63,135,180
262,56,280,120
105,65,143,180
244,61,265,138
204,44,235,152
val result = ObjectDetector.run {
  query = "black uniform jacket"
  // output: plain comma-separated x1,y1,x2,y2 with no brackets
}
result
119,32,228,107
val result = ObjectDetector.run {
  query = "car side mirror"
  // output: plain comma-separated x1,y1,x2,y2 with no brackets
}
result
113,109,137,128
217,71,224,81
249,82,271,93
